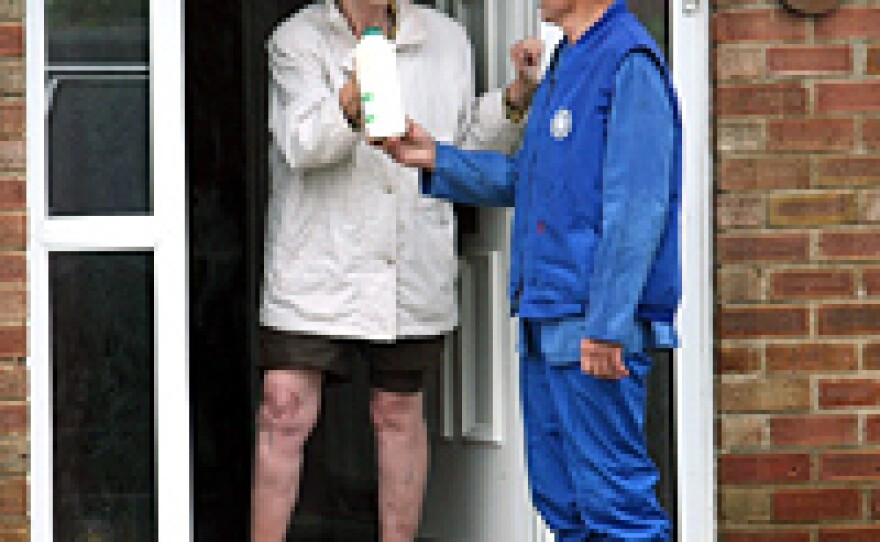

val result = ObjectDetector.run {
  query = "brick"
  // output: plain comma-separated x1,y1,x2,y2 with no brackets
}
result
819,527,880,542
818,303,880,335
867,415,880,443
767,119,854,152
875,489,880,518
767,268,855,300
717,194,764,229
0,366,23,400
717,83,807,116
767,45,852,74
770,415,857,446
820,451,880,481
767,192,857,227
716,345,761,374
862,191,880,222
719,453,810,484
0,438,27,475
717,305,809,338
716,46,765,80
0,403,24,435
718,232,809,263
0,327,23,358
0,215,23,250
717,267,762,302
0,290,24,321
719,121,764,152
0,253,22,282
0,100,20,136
866,119,880,151
818,230,880,260
0,477,24,516
719,156,810,191
0,139,23,170
766,342,857,372
0,23,20,57
0,1,23,21
819,379,880,408
719,377,811,412
865,342,880,369
0,178,22,210
816,82,880,113
720,415,764,448
773,488,860,521
817,156,880,188
722,533,809,542
720,488,772,522
815,7,880,39
870,46,880,76
713,10,807,42
0,61,22,96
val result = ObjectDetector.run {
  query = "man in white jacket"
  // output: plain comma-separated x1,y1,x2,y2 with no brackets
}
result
252,1,540,540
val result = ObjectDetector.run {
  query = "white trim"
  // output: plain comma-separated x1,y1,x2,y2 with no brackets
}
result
150,0,192,538
672,0,715,540
459,250,505,444
26,0,50,538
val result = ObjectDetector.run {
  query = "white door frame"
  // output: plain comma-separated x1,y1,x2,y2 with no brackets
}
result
672,0,715,539
26,0,191,539
531,1,714,541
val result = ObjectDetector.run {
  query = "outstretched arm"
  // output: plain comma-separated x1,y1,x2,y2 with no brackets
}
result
380,119,518,208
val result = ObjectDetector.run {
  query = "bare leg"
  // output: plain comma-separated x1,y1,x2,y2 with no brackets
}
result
371,389,429,542
251,369,322,542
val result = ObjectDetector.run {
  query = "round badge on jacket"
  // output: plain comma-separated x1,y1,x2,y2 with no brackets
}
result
551,108,572,140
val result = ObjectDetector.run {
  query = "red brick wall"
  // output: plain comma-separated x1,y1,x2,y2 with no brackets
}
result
0,0,26,539
714,1,880,540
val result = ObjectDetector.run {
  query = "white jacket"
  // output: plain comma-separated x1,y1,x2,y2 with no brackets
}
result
260,0,522,340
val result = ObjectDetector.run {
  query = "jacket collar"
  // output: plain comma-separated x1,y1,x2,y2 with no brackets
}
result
561,0,627,49
323,0,427,49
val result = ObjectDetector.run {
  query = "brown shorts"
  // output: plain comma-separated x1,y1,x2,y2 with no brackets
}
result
257,326,445,393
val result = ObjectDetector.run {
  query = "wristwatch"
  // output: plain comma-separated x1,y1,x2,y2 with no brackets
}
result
504,94,527,123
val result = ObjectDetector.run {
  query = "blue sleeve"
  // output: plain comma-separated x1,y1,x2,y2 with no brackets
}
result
581,53,675,346
419,143,518,207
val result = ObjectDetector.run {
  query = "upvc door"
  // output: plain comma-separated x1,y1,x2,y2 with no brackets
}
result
28,0,190,539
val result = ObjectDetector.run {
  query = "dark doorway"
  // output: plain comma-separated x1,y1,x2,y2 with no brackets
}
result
186,1,676,540
187,1,382,540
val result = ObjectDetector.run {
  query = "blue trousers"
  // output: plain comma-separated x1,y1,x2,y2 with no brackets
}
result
520,325,670,542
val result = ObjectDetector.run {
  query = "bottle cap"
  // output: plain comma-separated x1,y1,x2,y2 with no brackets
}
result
361,26,383,36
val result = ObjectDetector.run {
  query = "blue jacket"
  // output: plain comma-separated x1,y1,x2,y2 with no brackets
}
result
422,0,682,353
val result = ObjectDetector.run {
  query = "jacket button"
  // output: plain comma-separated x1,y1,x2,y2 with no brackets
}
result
385,186,394,194
386,258,395,266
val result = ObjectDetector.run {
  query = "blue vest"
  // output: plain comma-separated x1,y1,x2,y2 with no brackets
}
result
510,1,682,324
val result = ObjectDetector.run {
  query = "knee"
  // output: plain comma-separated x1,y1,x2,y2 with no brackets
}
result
370,390,424,435
257,371,321,456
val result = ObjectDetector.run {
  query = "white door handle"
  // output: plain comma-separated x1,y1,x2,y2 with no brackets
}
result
684,0,700,14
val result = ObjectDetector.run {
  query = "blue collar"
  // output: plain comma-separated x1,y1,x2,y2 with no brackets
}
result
560,0,627,49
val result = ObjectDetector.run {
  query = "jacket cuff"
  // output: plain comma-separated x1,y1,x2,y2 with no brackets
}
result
580,311,634,348
420,143,455,198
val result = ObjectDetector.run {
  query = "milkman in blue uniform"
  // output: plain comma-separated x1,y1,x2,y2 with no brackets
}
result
379,0,681,540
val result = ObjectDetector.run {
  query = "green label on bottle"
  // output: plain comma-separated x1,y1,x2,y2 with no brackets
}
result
364,114,375,124
361,92,374,102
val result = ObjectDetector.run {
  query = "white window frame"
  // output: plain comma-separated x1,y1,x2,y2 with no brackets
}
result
26,0,191,539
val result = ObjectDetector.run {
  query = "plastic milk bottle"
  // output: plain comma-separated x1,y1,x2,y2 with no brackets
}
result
355,26,406,138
